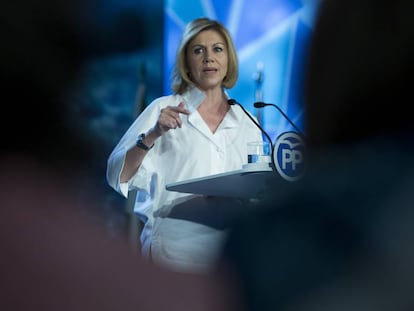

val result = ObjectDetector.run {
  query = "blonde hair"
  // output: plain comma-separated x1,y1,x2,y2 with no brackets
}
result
171,17,238,94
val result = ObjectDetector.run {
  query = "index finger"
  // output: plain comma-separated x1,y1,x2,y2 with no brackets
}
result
170,102,190,115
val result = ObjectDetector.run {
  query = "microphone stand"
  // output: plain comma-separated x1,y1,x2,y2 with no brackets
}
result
228,99,276,172
253,62,264,126
254,102,304,136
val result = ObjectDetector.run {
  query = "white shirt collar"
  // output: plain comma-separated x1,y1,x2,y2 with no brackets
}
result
181,86,243,123
181,87,206,113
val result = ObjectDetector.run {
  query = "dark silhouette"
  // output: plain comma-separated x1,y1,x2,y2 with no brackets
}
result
215,0,414,310
0,1,237,310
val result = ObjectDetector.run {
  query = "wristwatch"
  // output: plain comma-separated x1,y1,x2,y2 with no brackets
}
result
136,133,154,151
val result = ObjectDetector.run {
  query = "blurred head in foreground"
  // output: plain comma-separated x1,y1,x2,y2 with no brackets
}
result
216,0,414,310
304,0,414,151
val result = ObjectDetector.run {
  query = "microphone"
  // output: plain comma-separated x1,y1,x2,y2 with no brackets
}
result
254,102,304,136
228,99,275,171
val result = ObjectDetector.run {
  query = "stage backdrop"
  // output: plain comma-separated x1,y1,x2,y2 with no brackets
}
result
164,0,321,142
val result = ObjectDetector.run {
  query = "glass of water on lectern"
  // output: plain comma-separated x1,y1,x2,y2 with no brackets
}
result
247,141,271,164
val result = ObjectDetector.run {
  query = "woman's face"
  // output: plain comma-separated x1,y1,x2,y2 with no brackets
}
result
186,29,228,91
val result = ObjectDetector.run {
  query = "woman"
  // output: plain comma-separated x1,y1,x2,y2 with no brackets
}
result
106,17,262,274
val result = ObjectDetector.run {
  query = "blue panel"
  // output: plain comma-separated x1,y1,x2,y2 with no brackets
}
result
234,0,302,49
167,0,206,23
280,19,313,134
211,0,233,22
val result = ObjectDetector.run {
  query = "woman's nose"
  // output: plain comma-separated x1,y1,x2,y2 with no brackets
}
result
203,56,213,63
203,50,213,63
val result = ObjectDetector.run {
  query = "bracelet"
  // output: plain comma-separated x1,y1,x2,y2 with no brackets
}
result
136,133,154,151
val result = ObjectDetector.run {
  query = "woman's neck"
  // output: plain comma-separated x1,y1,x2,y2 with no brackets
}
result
196,87,230,133
201,87,228,109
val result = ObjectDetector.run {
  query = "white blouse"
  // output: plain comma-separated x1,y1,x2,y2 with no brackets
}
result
106,86,262,273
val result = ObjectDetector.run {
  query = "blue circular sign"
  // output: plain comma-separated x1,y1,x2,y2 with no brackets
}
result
274,131,305,181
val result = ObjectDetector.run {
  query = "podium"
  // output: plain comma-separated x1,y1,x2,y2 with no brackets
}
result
166,163,285,199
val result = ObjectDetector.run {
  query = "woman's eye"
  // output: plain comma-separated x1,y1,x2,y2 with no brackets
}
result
194,47,204,54
214,46,223,52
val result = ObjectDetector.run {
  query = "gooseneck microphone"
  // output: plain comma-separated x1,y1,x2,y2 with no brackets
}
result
254,102,304,136
228,99,276,171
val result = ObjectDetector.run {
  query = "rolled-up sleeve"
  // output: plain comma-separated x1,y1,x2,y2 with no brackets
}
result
106,145,130,198
106,96,170,199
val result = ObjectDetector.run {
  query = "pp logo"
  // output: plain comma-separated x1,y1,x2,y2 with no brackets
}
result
274,131,305,181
